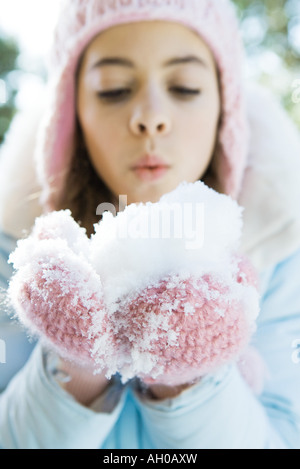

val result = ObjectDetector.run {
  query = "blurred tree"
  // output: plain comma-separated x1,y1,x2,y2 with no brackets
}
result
234,0,299,65
233,0,300,127
0,34,19,143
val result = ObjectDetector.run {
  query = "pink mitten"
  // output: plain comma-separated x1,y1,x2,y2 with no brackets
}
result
112,258,258,386
90,181,261,386
8,210,115,372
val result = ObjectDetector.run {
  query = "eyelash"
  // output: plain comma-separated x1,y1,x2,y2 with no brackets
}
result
171,86,201,96
97,86,201,102
98,88,131,100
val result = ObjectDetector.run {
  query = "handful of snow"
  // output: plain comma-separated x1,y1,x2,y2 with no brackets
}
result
8,182,260,385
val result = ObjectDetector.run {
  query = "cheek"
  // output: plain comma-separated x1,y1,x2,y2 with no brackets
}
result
81,109,119,163
77,87,121,159
177,111,217,155
174,103,220,181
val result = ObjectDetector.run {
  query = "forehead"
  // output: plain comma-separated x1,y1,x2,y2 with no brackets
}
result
81,21,216,70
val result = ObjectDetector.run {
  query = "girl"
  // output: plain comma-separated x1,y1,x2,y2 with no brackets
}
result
0,0,300,449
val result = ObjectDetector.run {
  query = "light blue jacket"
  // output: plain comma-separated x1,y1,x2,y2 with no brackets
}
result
0,230,299,449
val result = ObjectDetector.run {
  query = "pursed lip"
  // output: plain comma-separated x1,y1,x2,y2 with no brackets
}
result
132,155,170,182
131,155,171,182
131,155,170,170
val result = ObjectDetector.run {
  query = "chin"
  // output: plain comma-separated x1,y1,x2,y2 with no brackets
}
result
134,180,189,205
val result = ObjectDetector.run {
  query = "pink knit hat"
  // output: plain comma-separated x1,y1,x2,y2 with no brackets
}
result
35,0,249,210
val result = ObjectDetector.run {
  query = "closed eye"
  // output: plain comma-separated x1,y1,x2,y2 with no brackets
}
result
170,86,201,97
97,86,201,103
97,88,131,101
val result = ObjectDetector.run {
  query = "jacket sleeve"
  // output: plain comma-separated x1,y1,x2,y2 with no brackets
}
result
0,344,126,449
254,247,300,448
134,364,282,449
133,249,300,450
0,231,35,391
0,229,126,449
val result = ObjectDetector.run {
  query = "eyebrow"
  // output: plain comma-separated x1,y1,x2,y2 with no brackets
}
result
90,55,207,70
91,57,134,69
164,55,207,68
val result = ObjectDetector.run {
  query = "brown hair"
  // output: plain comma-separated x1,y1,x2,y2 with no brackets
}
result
55,119,115,237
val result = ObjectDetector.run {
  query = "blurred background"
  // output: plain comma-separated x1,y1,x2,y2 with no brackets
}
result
0,0,300,144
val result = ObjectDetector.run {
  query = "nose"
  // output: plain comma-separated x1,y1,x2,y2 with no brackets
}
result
131,120,170,136
129,96,171,137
